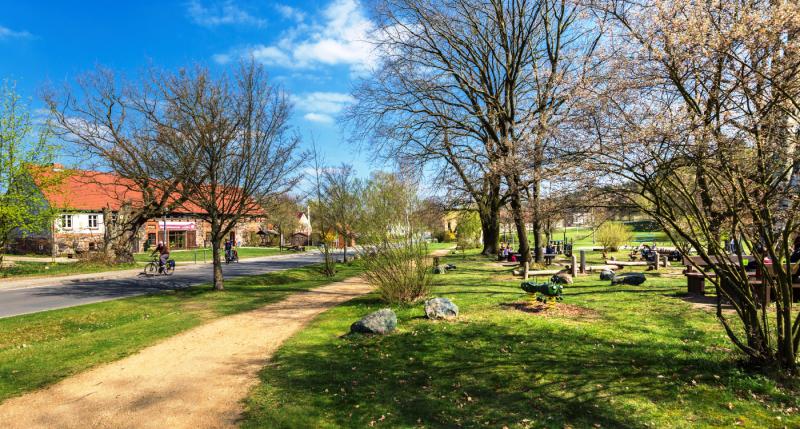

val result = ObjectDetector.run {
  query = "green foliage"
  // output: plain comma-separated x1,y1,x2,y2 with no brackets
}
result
455,211,481,249
595,222,633,253
0,82,60,261
359,172,414,244
361,242,432,304
434,230,455,243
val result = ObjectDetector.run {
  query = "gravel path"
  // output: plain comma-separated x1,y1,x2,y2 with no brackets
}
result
0,276,373,429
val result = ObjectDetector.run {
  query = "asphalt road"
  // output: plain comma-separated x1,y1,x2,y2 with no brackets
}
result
0,252,327,319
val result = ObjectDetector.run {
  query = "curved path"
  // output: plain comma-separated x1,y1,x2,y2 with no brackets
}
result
0,276,373,429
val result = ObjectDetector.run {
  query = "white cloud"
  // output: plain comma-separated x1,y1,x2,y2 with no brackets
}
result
251,45,291,65
293,92,355,114
275,4,305,22
303,113,335,124
0,25,32,40
211,53,232,64
214,0,376,74
293,92,355,125
187,1,265,27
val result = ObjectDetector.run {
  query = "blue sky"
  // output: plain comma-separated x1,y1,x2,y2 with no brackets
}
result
0,0,380,176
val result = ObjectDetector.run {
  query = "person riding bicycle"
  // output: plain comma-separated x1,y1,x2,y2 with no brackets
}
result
224,239,233,262
151,241,170,272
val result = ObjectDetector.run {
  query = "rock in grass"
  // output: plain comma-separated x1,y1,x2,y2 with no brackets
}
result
551,272,573,284
350,309,397,335
433,265,447,274
599,269,615,281
424,297,459,320
611,272,646,286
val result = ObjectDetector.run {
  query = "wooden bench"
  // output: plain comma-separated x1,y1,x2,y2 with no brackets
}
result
756,264,800,305
683,255,754,295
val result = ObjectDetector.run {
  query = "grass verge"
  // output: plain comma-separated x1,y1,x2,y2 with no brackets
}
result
241,250,799,428
0,262,362,403
133,246,288,263
0,260,139,280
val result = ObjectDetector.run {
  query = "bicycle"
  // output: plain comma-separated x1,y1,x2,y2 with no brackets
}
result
225,249,239,264
143,255,176,276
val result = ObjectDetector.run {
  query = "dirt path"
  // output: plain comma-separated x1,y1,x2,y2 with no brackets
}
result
0,276,373,429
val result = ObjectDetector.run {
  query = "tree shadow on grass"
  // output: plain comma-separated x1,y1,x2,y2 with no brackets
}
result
244,316,772,429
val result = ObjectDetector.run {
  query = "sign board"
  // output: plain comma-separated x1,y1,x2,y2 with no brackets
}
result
161,221,196,231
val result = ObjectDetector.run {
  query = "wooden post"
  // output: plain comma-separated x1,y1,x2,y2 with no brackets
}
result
571,254,578,277
523,261,529,280
579,250,586,274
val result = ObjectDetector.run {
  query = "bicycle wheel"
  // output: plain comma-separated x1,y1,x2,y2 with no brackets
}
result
143,262,158,276
163,262,175,276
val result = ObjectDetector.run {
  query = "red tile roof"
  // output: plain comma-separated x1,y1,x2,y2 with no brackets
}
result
40,168,263,216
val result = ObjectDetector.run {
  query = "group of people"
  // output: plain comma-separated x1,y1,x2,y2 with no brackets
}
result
498,243,517,262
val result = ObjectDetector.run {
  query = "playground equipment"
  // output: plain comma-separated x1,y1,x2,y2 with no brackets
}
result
521,281,564,305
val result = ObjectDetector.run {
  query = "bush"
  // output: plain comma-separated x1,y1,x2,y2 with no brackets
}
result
434,230,456,243
361,242,433,304
595,222,633,255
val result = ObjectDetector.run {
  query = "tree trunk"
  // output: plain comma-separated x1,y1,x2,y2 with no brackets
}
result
111,229,136,264
343,239,348,263
211,224,224,291
532,218,542,264
479,206,500,256
509,189,530,264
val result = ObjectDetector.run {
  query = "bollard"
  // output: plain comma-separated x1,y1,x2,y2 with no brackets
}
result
523,261,529,280
579,250,586,274
571,254,578,277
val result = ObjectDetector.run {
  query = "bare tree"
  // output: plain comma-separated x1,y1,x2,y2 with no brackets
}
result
174,62,302,291
308,141,337,277
320,164,364,263
351,0,598,264
45,67,202,263
587,0,800,373
264,194,302,250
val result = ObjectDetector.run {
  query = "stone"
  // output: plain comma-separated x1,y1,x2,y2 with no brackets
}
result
611,272,647,286
424,297,459,320
433,265,447,274
599,269,615,281
350,309,397,335
551,272,573,284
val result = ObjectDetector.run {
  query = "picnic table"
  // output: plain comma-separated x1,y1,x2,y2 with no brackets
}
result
683,255,754,295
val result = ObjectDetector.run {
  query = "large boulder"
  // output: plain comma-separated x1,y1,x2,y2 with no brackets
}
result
350,309,397,335
433,265,447,274
551,272,573,285
611,272,647,286
599,269,615,281
424,297,459,320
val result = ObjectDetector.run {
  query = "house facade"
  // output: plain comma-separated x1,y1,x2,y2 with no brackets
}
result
13,167,267,257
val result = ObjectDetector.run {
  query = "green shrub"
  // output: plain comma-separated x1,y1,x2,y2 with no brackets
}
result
361,242,433,304
595,222,633,255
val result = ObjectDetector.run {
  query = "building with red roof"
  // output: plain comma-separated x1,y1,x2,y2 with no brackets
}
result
13,166,270,256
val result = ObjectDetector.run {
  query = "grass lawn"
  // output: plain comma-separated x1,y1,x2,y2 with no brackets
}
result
0,260,139,281
241,250,799,428
0,262,362,403
497,223,673,248
133,246,287,264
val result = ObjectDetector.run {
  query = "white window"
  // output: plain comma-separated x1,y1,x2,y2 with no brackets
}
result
88,214,99,229
61,214,73,229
